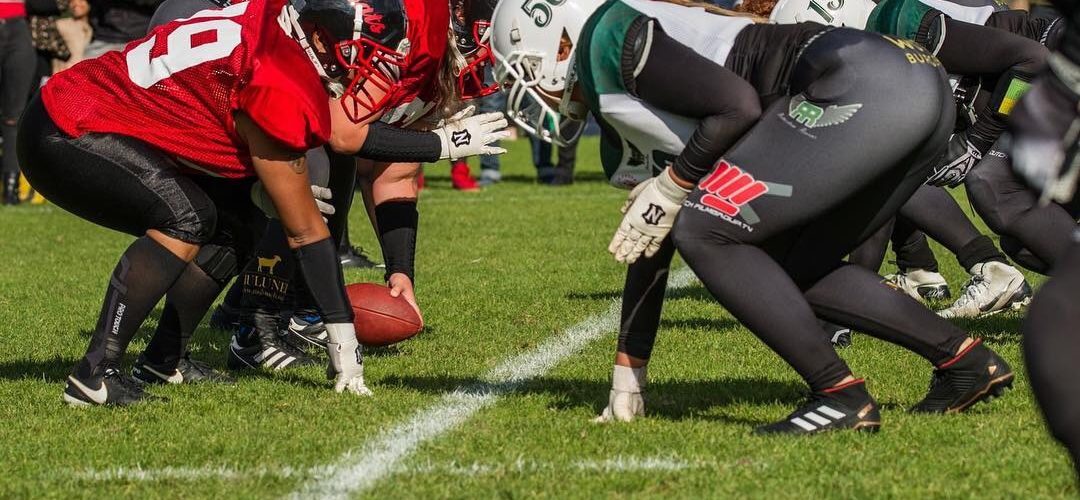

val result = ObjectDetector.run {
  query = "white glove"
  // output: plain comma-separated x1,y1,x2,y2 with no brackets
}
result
251,183,336,222
434,105,511,160
608,168,690,264
619,180,651,214
325,323,373,396
926,134,982,187
594,365,646,423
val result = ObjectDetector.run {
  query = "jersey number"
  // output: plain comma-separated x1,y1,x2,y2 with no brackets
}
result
126,3,248,88
521,0,566,27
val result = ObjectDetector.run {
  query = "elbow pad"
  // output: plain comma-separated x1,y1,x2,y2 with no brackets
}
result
356,122,442,163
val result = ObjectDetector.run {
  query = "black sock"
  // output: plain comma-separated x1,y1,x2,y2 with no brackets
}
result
955,235,1007,271
893,231,940,273
76,236,188,378
142,263,223,369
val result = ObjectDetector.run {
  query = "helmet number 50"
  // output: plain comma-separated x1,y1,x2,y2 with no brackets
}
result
520,0,565,27
126,5,247,88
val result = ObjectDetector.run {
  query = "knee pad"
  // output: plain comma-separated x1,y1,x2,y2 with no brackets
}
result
193,243,239,285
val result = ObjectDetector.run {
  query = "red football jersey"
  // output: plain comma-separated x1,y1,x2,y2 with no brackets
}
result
41,0,331,178
379,0,448,127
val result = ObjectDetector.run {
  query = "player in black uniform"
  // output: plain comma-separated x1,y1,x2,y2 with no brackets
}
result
493,0,1014,434
1009,0,1080,479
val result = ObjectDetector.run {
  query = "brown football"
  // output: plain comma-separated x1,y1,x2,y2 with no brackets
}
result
346,282,423,347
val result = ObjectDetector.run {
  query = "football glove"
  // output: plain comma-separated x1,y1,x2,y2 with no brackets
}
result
609,168,690,264
251,183,336,222
926,133,982,187
1010,56,1080,203
595,365,647,423
325,323,373,396
434,105,511,160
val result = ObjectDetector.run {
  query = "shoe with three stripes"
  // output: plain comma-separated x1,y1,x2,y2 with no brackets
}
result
227,327,317,371
755,379,881,435
284,310,328,351
911,339,1013,413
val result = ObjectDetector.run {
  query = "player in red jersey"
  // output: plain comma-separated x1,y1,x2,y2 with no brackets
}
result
17,0,385,406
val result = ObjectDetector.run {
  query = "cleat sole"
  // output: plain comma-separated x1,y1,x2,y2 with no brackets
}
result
945,373,1015,414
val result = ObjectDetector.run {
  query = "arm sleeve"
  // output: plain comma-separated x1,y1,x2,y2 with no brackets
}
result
630,25,762,183
355,121,443,163
374,200,418,282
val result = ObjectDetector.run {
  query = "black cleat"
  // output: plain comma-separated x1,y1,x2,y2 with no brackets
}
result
284,311,328,350
63,367,160,407
820,320,852,348
911,339,1014,413
228,329,317,371
755,379,881,435
133,354,236,385
339,245,379,269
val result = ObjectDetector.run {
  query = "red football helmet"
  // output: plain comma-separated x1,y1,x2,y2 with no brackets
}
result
451,0,498,99
286,0,410,122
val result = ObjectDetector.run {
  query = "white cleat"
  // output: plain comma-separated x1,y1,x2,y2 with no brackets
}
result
938,261,1032,319
884,268,951,302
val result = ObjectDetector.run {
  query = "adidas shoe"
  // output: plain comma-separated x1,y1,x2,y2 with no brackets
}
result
884,269,951,302
132,354,236,385
227,331,317,371
755,379,881,435
284,311,328,350
911,339,1014,413
63,367,159,407
821,320,852,348
938,262,1032,319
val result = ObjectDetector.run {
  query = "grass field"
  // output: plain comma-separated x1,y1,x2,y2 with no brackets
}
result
0,137,1075,499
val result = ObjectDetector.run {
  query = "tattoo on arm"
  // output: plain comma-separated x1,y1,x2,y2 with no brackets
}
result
289,157,307,174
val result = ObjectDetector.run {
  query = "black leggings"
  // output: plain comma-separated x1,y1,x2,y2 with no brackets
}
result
671,29,964,392
18,94,259,245
1024,237,1080,480
966,138,1078,274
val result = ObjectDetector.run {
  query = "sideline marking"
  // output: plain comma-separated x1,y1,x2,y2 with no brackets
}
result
291,268,697,499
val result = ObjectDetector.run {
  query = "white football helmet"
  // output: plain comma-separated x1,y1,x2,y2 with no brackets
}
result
768,0,874,28
490,0,605,145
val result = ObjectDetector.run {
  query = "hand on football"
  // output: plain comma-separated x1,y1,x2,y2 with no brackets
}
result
609,168,690,264
388,272,423,327
435,105,511,160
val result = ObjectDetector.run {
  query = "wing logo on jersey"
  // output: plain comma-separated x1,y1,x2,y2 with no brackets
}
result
451,129,472,147
698,160,769,218
788,95,862,129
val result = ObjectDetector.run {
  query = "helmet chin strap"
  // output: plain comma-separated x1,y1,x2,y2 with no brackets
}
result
280,3,344,98
558,52,586,120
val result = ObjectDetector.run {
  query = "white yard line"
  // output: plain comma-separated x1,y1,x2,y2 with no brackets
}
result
72,453,742,483
290,267,698,500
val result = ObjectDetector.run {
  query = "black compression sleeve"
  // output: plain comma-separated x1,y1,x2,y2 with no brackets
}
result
294,238,353,324
375,200,418,282
632,26,762,183
356,121,443,163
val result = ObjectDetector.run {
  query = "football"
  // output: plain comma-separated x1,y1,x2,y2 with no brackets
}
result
345,282,423,347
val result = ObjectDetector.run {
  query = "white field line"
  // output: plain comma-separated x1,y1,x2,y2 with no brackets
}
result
71,454,761,483
290,267,698,500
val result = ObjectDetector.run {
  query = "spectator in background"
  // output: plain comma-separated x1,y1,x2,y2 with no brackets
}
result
530,132,578,186
1,0,36,205
84,0,161,58
27,0,67,87
54,0,91,72
450,66,506,189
